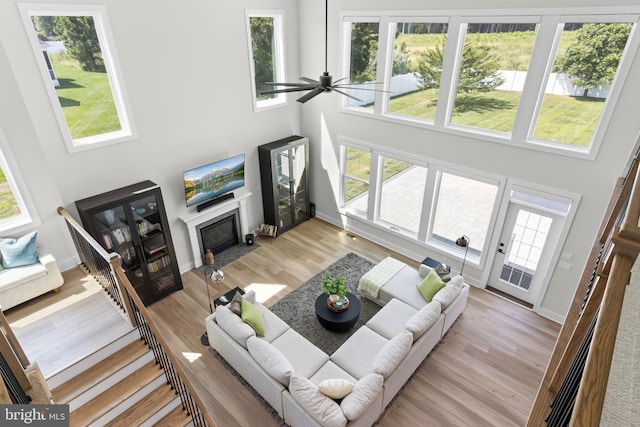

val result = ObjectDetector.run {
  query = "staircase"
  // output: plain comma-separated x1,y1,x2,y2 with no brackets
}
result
48,329,191,426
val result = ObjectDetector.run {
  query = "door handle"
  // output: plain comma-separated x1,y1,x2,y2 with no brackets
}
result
498,248,504,254
498,242,505,254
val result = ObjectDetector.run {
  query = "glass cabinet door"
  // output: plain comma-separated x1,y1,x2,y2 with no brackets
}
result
290,142,308,224
129,193,177,297
90,204,147,301
273,147,293,229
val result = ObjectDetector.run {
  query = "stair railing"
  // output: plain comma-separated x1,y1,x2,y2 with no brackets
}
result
527,151,640,426
58,207,216,427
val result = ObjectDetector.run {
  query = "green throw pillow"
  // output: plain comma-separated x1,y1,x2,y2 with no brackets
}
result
417,269,446,302
241,299,265,336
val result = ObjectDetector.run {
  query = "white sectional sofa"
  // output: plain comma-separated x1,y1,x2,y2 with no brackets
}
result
204,257,469,427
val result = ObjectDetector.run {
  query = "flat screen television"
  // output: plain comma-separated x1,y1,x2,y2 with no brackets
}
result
183,154,245,208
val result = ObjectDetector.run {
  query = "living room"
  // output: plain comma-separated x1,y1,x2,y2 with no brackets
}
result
2,0,639,324
0,0,639,424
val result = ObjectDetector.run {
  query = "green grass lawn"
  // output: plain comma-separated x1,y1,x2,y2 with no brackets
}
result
387,89,604,146
53,65,121,140
0,168,20,220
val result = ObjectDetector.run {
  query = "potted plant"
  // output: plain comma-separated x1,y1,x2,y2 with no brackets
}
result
321,270,347,303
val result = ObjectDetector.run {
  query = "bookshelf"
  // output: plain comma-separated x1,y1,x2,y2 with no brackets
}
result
75,180,183,305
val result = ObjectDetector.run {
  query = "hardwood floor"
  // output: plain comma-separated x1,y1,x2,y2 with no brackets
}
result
147,218,561,427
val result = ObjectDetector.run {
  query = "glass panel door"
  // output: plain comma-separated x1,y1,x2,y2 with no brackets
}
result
130,193,176,296
273,147,292,229
290,142,308,224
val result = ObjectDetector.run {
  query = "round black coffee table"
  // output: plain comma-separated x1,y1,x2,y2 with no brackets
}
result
315,291,361,332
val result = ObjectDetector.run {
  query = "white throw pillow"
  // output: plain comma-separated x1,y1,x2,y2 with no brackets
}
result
371,330,413,378
405,301,441,341
215,305,255,348
247,336,294,387
340,373,383,421
318,378,355,400
432,281,462,309
289,374,348,427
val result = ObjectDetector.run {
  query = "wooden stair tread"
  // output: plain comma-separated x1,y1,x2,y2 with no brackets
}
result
106,383,177,427
70,361,163,427
152,405,192,427
52,339,149,404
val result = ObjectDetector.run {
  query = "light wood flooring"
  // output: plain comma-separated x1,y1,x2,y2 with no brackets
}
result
5,267,133,378
6,218,560,426
148,218,561,426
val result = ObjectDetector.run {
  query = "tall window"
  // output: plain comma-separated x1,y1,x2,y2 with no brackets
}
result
450,21,538,134
388,20,448,121
246,11,286,111
20,5,134,153
0,127,37,232
344,20,380,108
342,9,639,158
532,22,633,147
342,146,371,214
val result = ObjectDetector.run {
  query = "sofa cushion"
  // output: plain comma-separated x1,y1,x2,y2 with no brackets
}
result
331,326,388,379
272,329,329,379
318,378,354,400
405,301,441,341
247,336,294,386
254,303,290,343
241,299,265,336
366,298,417,340
432,275,463,309
0,232,38,268
435,263,452,282
0,262,47,290
377,266,427,310
371,330,413,378
215,305,255,348
417,269,446,302
310,361,358,386
340,373,384,421
289,374,348,427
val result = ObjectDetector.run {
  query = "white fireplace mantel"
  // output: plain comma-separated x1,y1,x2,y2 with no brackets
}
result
179,191,252,268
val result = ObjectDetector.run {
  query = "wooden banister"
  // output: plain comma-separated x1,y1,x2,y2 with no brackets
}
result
528,150,640,426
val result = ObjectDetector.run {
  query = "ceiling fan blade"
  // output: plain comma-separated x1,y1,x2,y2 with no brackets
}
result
331,87,363,103
263,82,315,88
300,77,320,84
296,87,326,103
333,85,394,94
333,77,348,85
260,86,317,95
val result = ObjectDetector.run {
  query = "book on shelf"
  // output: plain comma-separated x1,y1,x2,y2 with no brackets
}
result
102,233,113,250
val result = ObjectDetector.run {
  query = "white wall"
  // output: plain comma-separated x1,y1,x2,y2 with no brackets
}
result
0,0,301,272
299,0,640,321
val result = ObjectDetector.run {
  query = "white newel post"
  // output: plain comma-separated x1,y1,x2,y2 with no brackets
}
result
179,191,252,268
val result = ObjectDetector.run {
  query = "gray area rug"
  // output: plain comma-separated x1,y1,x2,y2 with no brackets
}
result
269,252,379,354
209,252,378,425
197,241,259,273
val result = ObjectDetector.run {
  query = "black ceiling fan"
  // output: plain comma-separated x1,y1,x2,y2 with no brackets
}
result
260,0,382,104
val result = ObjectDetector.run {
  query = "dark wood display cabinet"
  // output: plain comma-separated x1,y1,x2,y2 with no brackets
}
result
75,180,182,305
258,135,310,234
